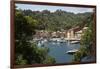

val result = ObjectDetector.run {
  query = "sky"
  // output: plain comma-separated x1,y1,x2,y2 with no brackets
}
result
16,3,94,14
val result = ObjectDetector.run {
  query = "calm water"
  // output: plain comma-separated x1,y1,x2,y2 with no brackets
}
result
41,41,80,63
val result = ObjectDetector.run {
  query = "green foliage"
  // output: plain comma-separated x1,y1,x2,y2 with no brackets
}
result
22,9,92,31
15,11,35,40
15,9,56,65
42,56,56,64
73,47,88,62
16,54,27,65
73,13,94,62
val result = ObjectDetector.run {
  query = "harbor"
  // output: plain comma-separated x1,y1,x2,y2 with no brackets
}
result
32,37,80,63
41,40,80,63
31,29,82,63
32,37,80,46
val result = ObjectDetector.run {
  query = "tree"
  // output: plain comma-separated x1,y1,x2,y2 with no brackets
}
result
15,10,55,65
22,9,92,31
73,12,95,62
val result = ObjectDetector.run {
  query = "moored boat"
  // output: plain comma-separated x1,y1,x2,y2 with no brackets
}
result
70,41,80,44
66,49,78,54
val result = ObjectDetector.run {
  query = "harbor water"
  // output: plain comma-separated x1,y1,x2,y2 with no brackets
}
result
38,40,80,63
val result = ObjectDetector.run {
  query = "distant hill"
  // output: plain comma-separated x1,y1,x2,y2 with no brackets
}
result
22,9,93,31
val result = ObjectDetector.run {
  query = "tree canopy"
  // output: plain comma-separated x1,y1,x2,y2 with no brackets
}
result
22,9,92,31
73,12,95,62
15,9,55,65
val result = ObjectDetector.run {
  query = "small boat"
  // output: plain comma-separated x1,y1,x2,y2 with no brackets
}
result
70,41,80,44
66,49,78,54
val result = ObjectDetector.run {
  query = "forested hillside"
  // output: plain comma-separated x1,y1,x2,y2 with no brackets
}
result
22,9,92,31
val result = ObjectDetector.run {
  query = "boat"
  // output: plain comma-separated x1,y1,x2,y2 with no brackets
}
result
66,49,78,54
50,38,66,43
70,41,80,44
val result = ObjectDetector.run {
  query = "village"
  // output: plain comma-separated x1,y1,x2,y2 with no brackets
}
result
33,26,88,44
